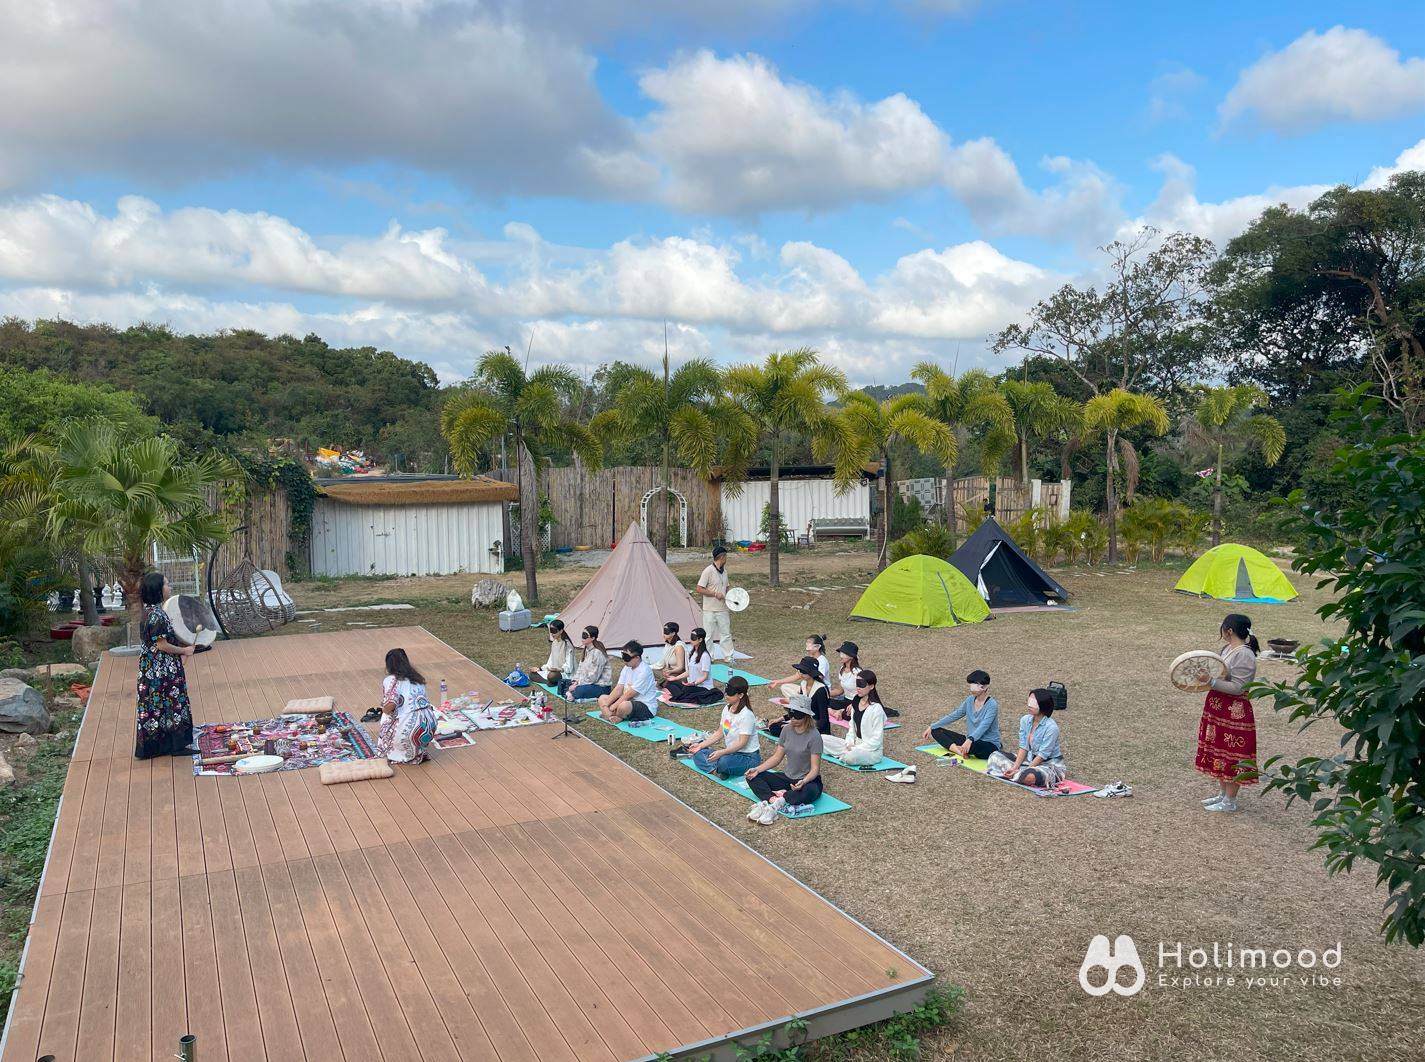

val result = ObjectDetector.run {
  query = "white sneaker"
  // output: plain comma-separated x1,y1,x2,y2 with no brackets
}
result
886,764,917,785
747,800,768,821
1205,798,1238,813
1201,793,1225,806
768,795,786,812
756,803,780,825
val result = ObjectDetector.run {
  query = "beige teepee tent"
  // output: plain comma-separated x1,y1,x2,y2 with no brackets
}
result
556,522,701,649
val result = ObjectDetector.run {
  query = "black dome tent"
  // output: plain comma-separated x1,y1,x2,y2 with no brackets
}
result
949,517,1067,608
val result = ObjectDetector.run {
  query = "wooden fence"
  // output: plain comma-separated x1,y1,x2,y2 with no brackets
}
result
947,476,1072,532
207,484,297,586
499,464,719,549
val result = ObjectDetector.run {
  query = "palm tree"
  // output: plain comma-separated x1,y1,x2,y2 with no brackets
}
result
998,380,1083,487
1081,389,1169,564
591,354,753,559
48,421,234,638
442,350,601,605
828,392,957,571
910,365,1013,529
722,349,846,587
1188,385,1286,546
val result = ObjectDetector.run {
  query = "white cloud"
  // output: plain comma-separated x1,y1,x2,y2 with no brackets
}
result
1147,64,1204,123
1362,137,1425,188
1220,27,1425,133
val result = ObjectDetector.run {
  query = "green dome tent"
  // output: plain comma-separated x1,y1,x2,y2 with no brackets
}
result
1174,543,1298,603
850,555,991,628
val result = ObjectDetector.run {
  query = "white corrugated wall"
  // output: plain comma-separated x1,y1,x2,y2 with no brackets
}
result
309,501,505,577
720,479,871,542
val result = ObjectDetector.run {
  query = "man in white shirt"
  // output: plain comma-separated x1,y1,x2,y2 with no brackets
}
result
597,640,661,722
695,545,736,659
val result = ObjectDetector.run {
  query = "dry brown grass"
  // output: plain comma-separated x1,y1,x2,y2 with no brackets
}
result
283,548,1425,1062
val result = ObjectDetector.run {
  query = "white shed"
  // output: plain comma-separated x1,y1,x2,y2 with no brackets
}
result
309,476,517,577
718,466,876,543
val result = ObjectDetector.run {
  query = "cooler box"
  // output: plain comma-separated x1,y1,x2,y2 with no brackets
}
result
499,608,532,632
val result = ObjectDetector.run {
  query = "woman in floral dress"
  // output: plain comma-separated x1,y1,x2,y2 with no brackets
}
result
135,572,196,759
377,648,437,765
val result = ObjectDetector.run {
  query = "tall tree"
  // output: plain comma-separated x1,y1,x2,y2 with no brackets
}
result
829,393,957,570
998,379,1084,487
591,354,752,559
994,229,1215,398
1187,385,1286,545
1212,173,1425,432
48,421,234,638
722,349,846,587
441,351,601,605
1081,389,1169,563
909,365,1013,529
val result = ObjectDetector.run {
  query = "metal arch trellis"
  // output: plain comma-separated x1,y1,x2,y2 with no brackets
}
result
639,486,688,548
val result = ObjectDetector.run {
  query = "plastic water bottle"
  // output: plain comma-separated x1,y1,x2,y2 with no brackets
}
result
439,678,448,705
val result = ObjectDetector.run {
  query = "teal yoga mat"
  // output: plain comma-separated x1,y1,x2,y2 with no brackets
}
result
822,752,907,772
538,682,599,703
677,758,851,817
583,711,703,743
710,665,770,686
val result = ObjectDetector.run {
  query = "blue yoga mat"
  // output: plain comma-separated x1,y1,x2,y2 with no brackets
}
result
583,711,703,743
538,681,600,704
677,759,850,817
710,665,770,686
1223,596,1291,605
822,752,907,773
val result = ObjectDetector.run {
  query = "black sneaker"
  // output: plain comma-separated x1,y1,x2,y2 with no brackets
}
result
361,707,382,722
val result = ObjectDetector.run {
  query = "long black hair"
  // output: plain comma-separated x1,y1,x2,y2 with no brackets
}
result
1221,613,1260,654
808,633,826,654
385,648,426,685
724,675,751,711
140,571,166,606
689,626,710,664
549,618,573,647
581,625,606,654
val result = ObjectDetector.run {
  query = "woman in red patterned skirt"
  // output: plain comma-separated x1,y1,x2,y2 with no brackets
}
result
1196,613,1259,814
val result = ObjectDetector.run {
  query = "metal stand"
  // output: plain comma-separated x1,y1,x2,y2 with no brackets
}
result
551,692,583,740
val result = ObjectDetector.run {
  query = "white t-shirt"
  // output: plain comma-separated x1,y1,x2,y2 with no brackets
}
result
698,563,729,613
813,652,831,685
621,658,660,712
838,667,860,699
684,650,714,689
720,705,760,754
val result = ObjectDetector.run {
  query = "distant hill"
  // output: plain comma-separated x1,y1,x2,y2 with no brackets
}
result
858,382,926,402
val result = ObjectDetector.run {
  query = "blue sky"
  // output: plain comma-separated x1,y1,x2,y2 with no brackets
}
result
2,1,1423,384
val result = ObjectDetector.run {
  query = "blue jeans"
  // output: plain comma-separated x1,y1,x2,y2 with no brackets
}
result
568,683,611,701
693,748,760,778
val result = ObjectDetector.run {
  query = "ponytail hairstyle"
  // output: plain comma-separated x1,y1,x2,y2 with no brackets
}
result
807,634,826,653
1221,613,1260,654
689,627,710,664
385,648,426,685
582,625,606,654
1029,687,1056,717
663,620,681,642
549,618,573,647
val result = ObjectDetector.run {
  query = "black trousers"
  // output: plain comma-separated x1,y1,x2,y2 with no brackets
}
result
932,727,1000,760
748,771,823,807
664,681,722,704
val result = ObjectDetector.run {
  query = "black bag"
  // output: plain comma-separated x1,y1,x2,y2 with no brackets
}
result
1047,681,1068,712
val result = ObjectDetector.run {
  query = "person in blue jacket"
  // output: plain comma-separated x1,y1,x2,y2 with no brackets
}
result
923,669,1001,759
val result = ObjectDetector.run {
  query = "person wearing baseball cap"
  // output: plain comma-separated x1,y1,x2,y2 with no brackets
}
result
763,655,831,738
695,545,736,660
745,693,825,824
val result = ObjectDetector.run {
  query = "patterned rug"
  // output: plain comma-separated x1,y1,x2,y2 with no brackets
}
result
193,710,377,776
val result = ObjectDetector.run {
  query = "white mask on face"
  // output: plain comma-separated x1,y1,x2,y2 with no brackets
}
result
970,684,987,694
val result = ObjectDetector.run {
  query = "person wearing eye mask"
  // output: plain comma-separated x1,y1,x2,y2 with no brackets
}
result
820,669,886,765
924,669,1001,759
656,621,688,688
597,640,661,723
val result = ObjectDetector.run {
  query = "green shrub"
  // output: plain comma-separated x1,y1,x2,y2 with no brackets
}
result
889,525,954,564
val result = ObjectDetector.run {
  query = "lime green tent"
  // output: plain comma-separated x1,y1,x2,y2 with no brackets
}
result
1174,543,1297,602
850,555,990,628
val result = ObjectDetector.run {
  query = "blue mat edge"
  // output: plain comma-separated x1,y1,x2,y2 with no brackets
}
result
675,757,851,817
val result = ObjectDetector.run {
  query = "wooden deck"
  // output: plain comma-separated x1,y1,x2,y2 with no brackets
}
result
1,627,931,1062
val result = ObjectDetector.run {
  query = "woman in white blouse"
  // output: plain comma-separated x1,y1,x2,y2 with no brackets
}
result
534,619,577,685
1194,613,1260,814
663,628,723,705
821,669,886,766
827,640,861,721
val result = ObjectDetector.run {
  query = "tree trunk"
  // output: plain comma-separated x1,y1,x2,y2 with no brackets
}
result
1020,432,1030,486
1211,443,1224,548
77,554,100,627
1105,431,1119,565
941,468,957,548
518,437,539,605
768,436,781,588
660,433,671,560
120,566,144,647
879,450,893,571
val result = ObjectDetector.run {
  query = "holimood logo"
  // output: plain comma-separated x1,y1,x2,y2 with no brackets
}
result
1079,934,1146,997
1079,934,1344,996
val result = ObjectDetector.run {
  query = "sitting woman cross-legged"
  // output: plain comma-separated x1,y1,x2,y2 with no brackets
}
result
656,621,688,688
992,687,1066,789
664,627,724,705
821,669,886,766
745,695,824,825
688,676,760,777
924,669,1001,759
564,625,612,701
597,641,661,722
826,640,861,720
534,619,578,685
763,656,831,738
